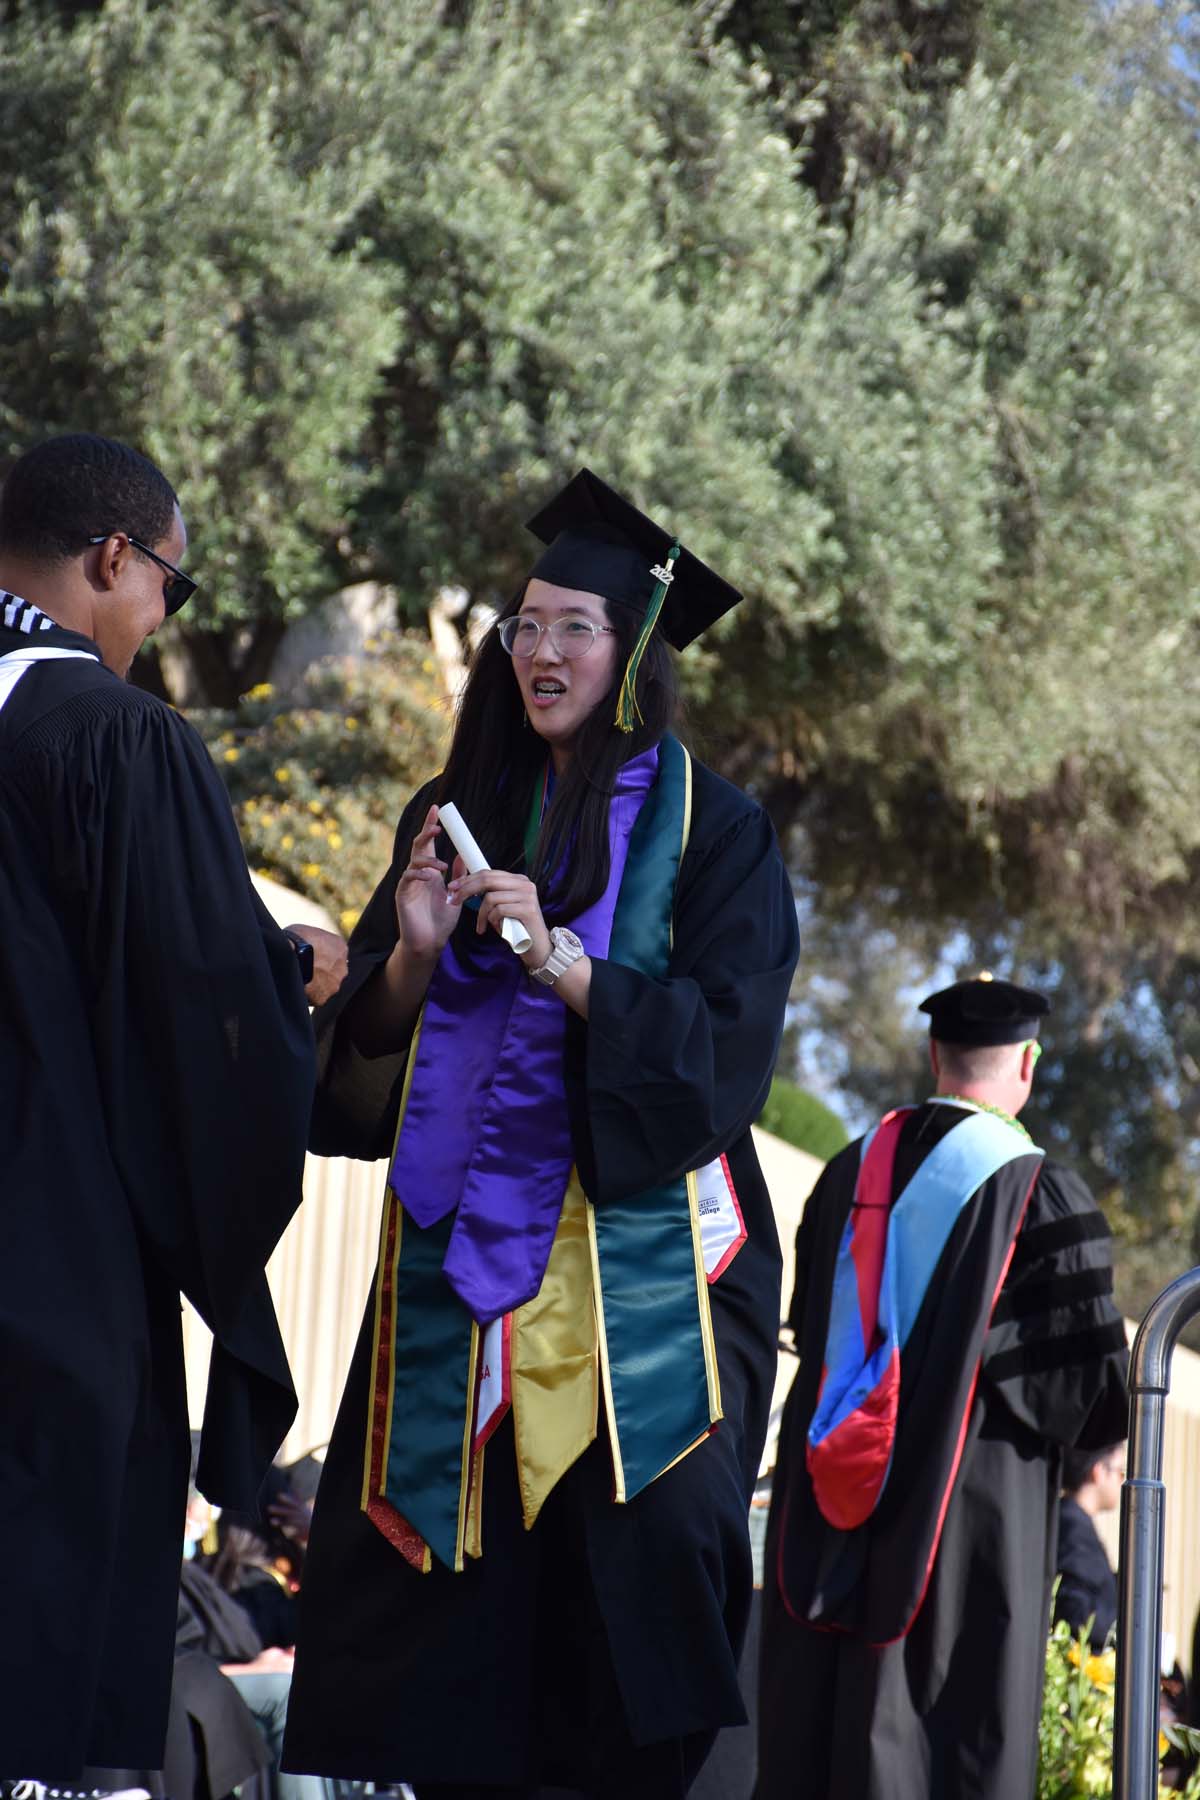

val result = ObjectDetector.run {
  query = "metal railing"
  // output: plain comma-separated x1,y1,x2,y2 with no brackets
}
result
1113,1266,1200,1800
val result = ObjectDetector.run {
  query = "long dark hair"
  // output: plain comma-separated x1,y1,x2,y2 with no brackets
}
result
435,587,679,921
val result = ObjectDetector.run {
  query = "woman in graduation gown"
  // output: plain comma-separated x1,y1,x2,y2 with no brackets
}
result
283,471,799,1798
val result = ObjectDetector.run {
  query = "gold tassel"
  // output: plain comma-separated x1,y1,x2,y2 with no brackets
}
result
614,541,680,733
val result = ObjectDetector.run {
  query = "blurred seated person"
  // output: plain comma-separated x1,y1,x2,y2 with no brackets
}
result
93,1472,332,1800
86,1483,270,1800
183,1480,333,1800
174,1570,272,1800
207,1465,310,1650
1054,1443,1123,1649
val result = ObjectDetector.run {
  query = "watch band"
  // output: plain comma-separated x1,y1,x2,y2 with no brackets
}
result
284,928,315,986
530,926,585,987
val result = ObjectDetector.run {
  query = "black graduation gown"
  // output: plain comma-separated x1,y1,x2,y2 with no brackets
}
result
757,1102,1129,1800
0,640,315,1777
283,757,799,1790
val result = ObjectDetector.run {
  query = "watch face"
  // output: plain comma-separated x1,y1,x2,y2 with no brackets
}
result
532,926,586,985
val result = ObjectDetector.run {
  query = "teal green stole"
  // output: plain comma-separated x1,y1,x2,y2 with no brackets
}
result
362,736,721,1569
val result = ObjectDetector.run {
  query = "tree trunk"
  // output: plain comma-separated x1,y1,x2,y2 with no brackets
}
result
150,617,291,708
129,642,173,703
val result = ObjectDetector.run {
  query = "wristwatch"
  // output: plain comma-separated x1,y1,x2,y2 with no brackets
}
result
529,926,586,987
283,928,315,986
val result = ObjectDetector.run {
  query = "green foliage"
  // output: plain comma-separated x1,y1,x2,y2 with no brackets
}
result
703,0,1000,209
1038,1619,1118,1800
0,0,397,681
1037,1616,1200,1799
709,0,1200,1276
758,1077,850,1162
196,634,449,927
12,0,1200,1276
1168,1726,1200,1770
720,6,1200,942
876,57,1200,835
256,0,833,638
10,0,1200,938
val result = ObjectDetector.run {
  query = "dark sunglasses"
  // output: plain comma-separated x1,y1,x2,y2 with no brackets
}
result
89,533,198,616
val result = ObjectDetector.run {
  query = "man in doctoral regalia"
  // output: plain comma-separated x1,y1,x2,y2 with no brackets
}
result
0,434,344,1782
757,976,1129,1800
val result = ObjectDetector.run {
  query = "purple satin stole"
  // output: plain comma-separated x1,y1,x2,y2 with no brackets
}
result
388,745,660,1324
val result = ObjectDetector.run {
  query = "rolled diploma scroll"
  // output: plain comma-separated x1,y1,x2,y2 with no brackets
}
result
437,802,533,956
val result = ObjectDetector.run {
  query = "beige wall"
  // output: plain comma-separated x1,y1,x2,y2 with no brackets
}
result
1094,1334,1200,1669
182,1150,384,1465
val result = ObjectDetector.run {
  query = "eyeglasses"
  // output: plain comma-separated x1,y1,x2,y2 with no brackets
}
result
89,533,198,615
498,615,617,659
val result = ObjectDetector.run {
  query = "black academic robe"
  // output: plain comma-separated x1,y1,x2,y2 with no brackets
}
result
0,636,314,1777
283,757,799,1791
757,1102,1129,1800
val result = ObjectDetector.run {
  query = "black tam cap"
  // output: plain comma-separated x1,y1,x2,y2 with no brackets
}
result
525,468,741,654
918,974,1050,1047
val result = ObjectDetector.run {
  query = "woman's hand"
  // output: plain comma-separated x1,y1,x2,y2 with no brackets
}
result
346,804,465,1058
447,868,553,971
394,805,463,960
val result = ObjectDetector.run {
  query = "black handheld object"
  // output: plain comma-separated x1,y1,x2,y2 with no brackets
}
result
284,928,315,987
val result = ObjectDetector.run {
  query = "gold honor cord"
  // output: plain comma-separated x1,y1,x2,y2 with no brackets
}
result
615,541,681,733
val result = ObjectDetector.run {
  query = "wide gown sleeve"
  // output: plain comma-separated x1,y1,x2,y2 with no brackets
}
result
980,1161,1129,1451
580,801,799,1204
22,692,317,1504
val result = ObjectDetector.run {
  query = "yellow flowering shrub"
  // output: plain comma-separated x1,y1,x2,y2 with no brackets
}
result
198,630,449,919
1038,1617,1200,1799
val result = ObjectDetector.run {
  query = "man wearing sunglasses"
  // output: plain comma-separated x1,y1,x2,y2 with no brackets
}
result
87,530,197,625
0,434,344,1788
9,471,192,680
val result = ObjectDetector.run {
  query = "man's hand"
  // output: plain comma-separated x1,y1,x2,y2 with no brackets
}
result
287,923,349,1007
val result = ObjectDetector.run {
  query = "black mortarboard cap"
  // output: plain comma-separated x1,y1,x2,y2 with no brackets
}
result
525,468,741,653
918,973,1050,1047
